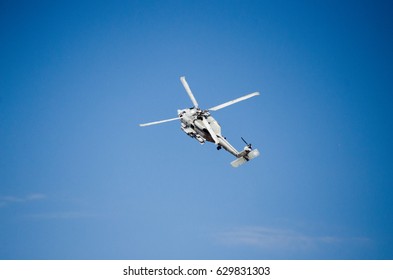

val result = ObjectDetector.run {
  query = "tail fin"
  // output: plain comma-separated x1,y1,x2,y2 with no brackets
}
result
231,149,260,167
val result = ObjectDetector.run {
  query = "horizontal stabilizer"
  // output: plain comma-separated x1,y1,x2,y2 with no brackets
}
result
231,149,260,168
231,157,247,167
247,148,260,160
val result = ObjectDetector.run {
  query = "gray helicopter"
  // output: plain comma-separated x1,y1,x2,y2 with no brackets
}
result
139,76,260,167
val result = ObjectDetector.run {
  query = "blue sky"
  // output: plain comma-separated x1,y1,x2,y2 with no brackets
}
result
1,0,392,259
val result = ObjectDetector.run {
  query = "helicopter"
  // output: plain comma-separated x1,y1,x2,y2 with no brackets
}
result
139,76,260,167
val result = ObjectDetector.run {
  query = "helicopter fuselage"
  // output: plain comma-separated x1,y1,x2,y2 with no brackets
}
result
177,107,241,157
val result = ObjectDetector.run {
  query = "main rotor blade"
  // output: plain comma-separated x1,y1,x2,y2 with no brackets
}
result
180,76,199,108
208,92,260,111
139,117,180,127
202,117,219,144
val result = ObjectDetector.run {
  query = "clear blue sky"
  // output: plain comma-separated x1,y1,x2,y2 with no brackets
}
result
1,0,392,259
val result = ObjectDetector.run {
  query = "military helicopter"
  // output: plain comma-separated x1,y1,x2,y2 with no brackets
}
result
139,77,260,167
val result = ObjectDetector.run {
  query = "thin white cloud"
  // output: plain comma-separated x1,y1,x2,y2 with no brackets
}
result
216,226,372,254
0,193,46,207
1,193,100,220
25,211,97,220
26,193,46,201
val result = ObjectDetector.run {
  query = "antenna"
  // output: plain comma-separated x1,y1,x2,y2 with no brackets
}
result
241,137,252,148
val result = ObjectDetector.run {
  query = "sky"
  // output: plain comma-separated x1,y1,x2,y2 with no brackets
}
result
1,0,392,259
